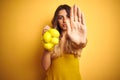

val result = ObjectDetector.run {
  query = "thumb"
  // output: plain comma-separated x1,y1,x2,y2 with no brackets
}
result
66,20,71,32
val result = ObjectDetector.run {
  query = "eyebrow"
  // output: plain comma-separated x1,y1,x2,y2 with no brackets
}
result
58,14,62,16
58,14,68,16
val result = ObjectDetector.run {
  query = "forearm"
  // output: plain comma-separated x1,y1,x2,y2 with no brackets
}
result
42,50,51,71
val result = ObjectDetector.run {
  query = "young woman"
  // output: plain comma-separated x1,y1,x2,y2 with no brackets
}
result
42,4,87,80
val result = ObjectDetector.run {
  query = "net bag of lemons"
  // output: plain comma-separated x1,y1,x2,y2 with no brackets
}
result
43,28,60,51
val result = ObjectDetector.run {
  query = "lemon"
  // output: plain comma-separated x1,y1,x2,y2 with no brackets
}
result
49,29,60,37
43,31,52,42
44,42,54,50
51,37,59,44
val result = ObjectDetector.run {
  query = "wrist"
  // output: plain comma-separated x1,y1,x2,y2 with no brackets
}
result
71,38,87,49
44,49,53,55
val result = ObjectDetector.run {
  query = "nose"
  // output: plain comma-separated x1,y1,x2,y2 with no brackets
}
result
63,17,67,23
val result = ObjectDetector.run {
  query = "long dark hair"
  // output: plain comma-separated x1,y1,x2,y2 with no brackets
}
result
51,4,70,34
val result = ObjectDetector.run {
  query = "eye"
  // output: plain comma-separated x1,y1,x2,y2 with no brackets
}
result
58,15,63,20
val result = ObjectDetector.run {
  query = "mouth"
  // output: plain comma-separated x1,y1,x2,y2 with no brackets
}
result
62,24,67,27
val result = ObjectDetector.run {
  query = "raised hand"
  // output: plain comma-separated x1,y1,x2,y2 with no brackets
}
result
66,4,87,45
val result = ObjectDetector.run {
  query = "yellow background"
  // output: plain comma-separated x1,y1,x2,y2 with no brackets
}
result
0,0,120,80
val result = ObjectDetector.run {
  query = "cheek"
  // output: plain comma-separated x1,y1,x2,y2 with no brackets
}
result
58,20,63,25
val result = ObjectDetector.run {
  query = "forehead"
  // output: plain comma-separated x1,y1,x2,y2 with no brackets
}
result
58,9,67,15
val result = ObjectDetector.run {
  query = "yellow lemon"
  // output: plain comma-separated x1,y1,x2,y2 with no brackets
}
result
49,29,60,37
51,37,59,44
44,42,54,50
43,31,52,42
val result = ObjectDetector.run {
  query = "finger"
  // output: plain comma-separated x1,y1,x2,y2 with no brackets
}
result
74,4,78,21
42,25,50,35
77,6,81,23
70,6,74,21
66,20,71,32
45,25,50,30
81,12,86,25
81,13,87,34
70,6,74,30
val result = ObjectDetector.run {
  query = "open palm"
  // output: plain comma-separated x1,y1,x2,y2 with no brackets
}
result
66,4,87,45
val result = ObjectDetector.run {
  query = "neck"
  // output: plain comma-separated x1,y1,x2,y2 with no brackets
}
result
61,31,67,39
60,31,67,53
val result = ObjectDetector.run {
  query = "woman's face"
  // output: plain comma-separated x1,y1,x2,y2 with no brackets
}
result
58,9,70,31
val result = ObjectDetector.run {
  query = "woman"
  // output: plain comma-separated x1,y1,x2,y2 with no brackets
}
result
42,4,87,80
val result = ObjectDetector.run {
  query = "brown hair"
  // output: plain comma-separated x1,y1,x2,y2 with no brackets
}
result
51,4,70,34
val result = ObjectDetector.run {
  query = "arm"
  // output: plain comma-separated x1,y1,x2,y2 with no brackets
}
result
41,25,52,71
41,50,52,71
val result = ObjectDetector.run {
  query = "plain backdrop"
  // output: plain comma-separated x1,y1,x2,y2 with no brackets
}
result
0,0,120,80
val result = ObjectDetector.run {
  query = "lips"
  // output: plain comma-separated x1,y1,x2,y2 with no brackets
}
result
62,24,67,27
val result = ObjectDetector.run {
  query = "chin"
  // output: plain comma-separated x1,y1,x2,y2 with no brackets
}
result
62,28,67,31
60,25,67,31
62,26,67,30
